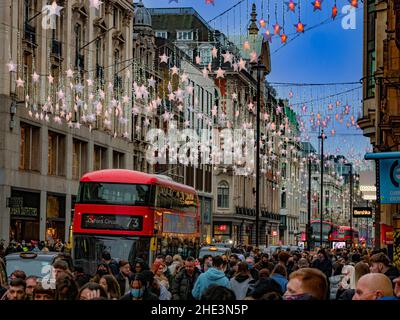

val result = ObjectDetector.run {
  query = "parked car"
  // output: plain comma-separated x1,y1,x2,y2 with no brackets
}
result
5,251,73,280
198,246,232,258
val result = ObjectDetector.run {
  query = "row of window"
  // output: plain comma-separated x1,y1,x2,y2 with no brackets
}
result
156,30,194,41
19,122,126,179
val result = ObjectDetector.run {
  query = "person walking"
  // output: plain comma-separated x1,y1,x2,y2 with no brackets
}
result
116,260,132,297
192,255,231,300
171,257,201,300
120,273,158,301
99,275,121,300
229,262,255,300
270,264,288,293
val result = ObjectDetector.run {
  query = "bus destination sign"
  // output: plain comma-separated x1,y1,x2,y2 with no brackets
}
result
81,214,143,231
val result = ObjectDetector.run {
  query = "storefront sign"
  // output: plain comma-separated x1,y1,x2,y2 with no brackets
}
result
81,214,143,231
10,207,38,217
381,224,394,245
6,197,23,208
213,223,231,235
379,159,400,203
353,207,373,218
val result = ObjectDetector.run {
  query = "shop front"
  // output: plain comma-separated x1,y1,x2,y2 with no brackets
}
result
213,222,232,243
200,196,212,244
46,194,66,243
8,189,40,242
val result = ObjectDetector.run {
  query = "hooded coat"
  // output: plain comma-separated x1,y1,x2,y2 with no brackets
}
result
191,267,231,300
229,275,255,300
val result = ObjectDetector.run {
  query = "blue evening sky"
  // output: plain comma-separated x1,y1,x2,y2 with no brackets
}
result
142,0,370,167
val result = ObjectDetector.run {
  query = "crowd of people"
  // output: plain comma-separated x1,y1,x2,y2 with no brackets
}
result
0,239,68,257
1,245,400,301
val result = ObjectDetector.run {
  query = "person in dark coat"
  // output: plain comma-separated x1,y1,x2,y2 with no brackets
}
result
255,254,275,273
312,249,333,280
248,277,283,299
171,257,201,300
369,252,400,283
115,260,132,297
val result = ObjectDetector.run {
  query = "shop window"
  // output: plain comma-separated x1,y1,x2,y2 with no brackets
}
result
72,139,88,179
48,130,66,176
113,151,125,169
46,194,66,242
94,145,107,170
19,122,40,172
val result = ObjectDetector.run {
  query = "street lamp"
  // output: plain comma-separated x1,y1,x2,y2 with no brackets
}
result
318,130,326,248
248,3,268,247
345,162,353,247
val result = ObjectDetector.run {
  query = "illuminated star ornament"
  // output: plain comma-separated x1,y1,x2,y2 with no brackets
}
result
16,78,24,88
259,18,267,28
332,4,338,19
294,21,306,33
263,29,273,43
349,0,358,8
6,61,16,72
249,51,258,63
159,53,169,64
216,68,225,79
205,0,215,5
48,1,63,16
89,0,103,10
285,0,297,12
273,23,281,35
312,0,323,11
281,33,287,44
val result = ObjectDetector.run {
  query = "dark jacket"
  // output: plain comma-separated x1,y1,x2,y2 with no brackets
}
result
255,261,274,273
106,260,120,276
171,268,201,300
312,258,333,280
250,268,259,281
116,272,130,297
337,289,355,300
120,288,158,301
385,266,400,282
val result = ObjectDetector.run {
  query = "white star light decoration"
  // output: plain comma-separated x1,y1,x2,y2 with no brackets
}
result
6,61,16,72
216,68,225,79
89,0,103,10
160,53,169,64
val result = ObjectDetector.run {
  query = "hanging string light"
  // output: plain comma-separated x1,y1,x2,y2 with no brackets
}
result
294,0,306,32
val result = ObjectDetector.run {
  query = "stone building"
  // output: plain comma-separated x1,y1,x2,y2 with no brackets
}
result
357,0,400,248
0,0,135,243
149,5,281,246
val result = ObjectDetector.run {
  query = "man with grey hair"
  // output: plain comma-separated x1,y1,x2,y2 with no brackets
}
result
245,257,259,281
352,273,397,300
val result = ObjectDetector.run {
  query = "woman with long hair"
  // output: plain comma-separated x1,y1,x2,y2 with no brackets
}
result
99,275,121,300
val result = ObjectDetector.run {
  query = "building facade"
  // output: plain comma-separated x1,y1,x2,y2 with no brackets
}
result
357,0,400,250
0,0,136,243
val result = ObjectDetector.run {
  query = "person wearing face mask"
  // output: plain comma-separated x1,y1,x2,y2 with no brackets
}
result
245,257,259,281
120,273,158,300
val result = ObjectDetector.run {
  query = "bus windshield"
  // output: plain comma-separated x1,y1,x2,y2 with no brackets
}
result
73,235,150,275
78,182,152,206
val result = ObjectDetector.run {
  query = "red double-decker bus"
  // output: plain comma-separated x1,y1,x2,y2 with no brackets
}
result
331,225,359,247
72,169,200,275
